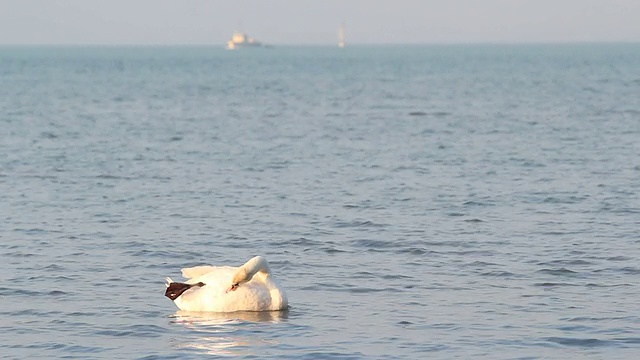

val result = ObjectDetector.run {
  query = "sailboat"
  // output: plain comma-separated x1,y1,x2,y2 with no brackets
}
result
338,23,346,48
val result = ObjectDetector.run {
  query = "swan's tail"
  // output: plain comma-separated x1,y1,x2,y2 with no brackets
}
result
164,281,206,301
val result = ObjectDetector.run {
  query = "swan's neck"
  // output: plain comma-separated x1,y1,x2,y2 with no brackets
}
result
233,256,271,285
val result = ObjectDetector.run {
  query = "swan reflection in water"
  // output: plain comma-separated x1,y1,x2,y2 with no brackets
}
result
170,310,289,356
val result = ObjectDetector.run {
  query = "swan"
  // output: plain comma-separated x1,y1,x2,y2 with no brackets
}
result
164,256,288,312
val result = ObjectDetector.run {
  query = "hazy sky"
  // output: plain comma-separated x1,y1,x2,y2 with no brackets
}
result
1,0,639,45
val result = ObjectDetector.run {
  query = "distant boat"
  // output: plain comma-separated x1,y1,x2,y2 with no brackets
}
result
338,23,346,48
226,32,262,50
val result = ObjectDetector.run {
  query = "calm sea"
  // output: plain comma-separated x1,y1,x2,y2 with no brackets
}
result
1,44,639,359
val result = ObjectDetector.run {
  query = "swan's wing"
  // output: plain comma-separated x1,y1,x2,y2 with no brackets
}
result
174,266,287,312
180,278,273,311
181,265,218,280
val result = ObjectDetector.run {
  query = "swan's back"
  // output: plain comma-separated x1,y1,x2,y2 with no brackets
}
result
181,265,218,279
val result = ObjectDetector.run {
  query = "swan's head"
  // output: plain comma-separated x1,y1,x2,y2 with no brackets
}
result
226,268,249,293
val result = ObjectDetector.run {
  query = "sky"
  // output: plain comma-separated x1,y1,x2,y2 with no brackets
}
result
1,0,639,45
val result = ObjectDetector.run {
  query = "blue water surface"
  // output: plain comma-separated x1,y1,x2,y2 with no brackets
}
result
1,44,640,359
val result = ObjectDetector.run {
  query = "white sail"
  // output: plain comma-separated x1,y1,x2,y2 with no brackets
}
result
338,23,346,48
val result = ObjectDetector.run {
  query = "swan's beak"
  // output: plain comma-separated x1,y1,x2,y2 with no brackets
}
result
226,283,239,293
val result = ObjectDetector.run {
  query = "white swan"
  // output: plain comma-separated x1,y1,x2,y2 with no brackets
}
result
164,256,288,312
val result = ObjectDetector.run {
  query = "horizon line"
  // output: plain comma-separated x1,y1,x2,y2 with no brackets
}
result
1,40,639,47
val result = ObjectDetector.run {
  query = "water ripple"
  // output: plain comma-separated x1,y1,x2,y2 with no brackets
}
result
3,44,640,359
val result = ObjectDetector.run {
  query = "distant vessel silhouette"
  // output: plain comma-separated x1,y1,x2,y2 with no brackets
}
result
338,23,346,48
226,32,262,50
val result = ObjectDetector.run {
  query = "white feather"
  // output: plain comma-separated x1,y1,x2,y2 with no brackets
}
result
165,256,288,312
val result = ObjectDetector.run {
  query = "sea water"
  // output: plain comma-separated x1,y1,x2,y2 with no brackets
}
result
1,44,639,359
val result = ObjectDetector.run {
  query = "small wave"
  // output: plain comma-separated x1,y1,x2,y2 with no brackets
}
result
381,274,413,280
404,238,448,249
465,261,499,267
606,256,633,261
322,246,348,254
533,282,579,287
7,341,109,353
536,268,579,276
0,287,42,296
295,351,366,359
464,218,484,223
7,342,65,350
585,283,632,288
351,239,394,248
393,196,416,202
615,267,640,275
12,227,48,234
353,271,376,278
481,270,517,277
43,264,65,270
396,247,436,255
347,287,394,294
40,131,58,139
565,315,637,322
408,111,451,117
67,311,99,317
445,250,496,256
94,324,166,338
334,220,387,228
544,337,612,347
463,200,495,207
616,337,640,344
537,259,593,266
48,290,69,296
554,325,593,332
298,282,345,291
278,237,323,247
94,174,133,180
124,249,175,257
2,251,40,258
9,309,63,316
543,195,587,204
447,212,466,217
